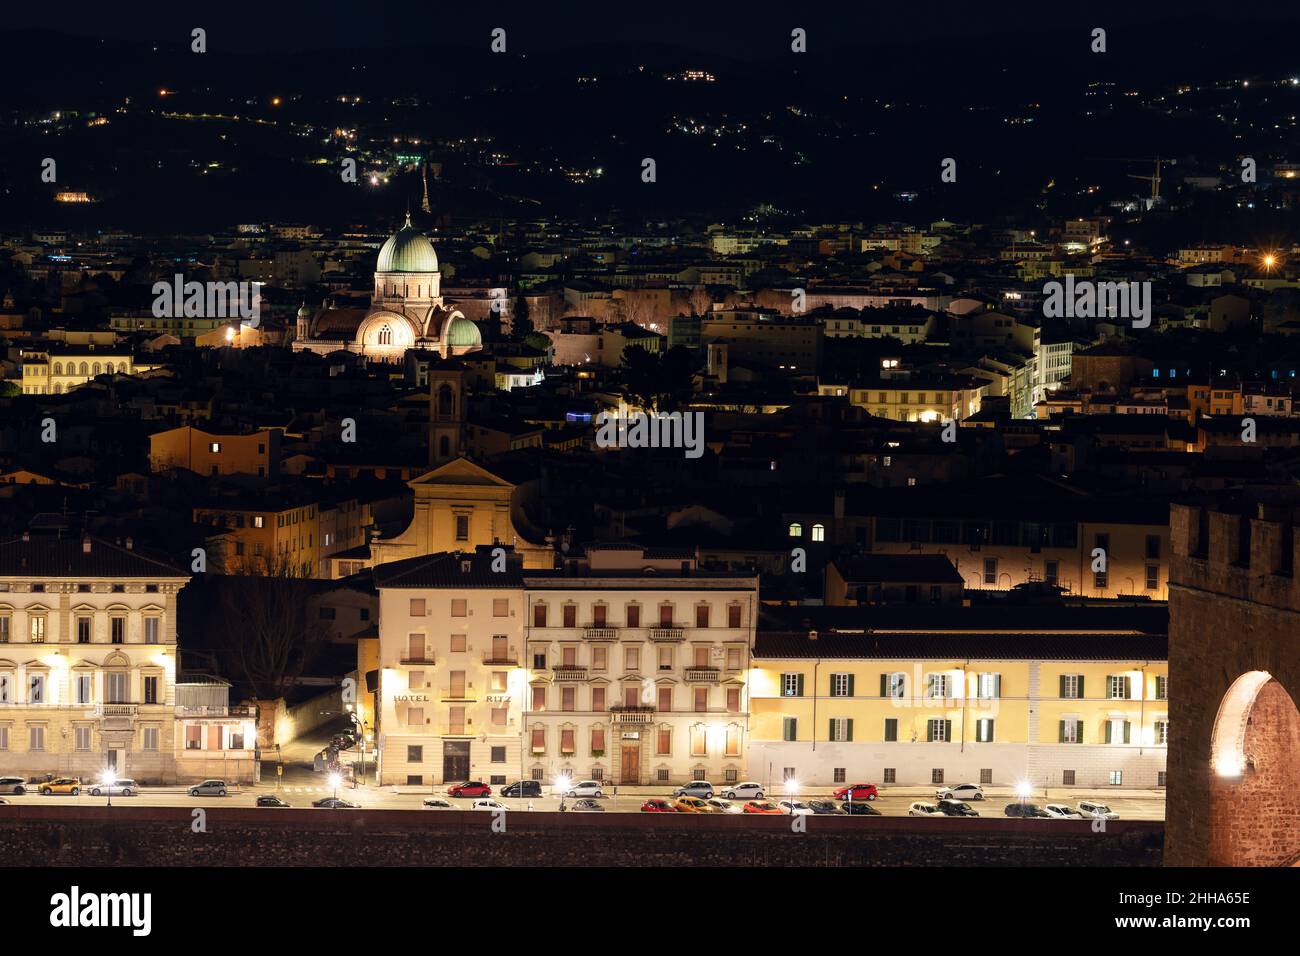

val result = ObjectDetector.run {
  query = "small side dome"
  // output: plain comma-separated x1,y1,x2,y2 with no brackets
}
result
445,317,482,348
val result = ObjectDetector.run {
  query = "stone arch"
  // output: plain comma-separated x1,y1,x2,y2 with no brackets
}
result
1205,674,1300,866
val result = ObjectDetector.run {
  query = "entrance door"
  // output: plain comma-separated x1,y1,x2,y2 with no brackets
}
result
107,748,125,776
442,741,470,782
620,744,640,785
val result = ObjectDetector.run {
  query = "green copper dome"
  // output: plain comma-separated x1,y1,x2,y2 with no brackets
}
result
377,214,439,273
445,317,482,347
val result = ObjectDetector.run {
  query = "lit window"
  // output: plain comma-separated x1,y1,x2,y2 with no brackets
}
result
209,442,221,453
788,522,802,537
811,524,825,542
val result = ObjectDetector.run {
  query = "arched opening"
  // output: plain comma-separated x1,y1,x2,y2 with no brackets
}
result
1207,672,1300,866
437,384,454,419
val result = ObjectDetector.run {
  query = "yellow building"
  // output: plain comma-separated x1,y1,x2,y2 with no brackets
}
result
149,425,281,479
847,377,986,423
0,534,192,782
369,457,553,570
20,345,161,395
748,605,1168,790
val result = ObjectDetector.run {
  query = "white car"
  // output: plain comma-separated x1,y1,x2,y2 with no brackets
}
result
706,798,742,814
565,780,605,798
89,778,138,797
936,783,984,801
471,799,507,812
908,801,945,816
1077,801,1119,820
1044,804,1084,820
777,800,814,815
723,782,764,800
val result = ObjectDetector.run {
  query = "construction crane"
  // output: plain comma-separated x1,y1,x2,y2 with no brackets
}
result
1093,156,1173,201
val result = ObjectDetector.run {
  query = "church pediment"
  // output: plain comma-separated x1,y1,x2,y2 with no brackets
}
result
408,456,515,489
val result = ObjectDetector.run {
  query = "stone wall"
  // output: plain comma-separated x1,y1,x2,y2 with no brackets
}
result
0,806,1163,867
1167,503,1300,866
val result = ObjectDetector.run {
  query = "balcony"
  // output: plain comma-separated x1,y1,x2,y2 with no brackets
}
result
399,655,435,666
552,665,588,682
95,703,138,717
175,705,229,717
684,667,721,683
649,627,685,642
482,652,519,666
583,626,618,641
610,705,655,725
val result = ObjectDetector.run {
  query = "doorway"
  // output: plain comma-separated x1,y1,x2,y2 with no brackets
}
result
620,744,640,785
442,741,470,783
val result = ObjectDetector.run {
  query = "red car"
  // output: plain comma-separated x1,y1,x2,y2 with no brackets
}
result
742,800,784,814
640,798,677,813
447,781,492,798
834,783,879,801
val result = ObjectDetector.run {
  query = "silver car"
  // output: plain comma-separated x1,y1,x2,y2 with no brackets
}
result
0,776,28,795
188,779,229,796
90,778,138,797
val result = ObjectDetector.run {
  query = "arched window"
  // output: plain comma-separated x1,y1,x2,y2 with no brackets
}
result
437,384,454,417
811,524,826,542
378,325,393,346
788,522,802,537
52,363,62,375
92,363,101,375
79,362,88,375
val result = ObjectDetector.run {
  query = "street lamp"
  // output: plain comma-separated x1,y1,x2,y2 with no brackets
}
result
1015,780,1033,803
100,770,116,808
328,771,342,804
554,774,572,810
784,777,799,814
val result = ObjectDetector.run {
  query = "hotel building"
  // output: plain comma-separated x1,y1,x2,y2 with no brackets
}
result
373,547,527,786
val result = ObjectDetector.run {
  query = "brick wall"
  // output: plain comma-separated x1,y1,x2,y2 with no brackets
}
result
1167,503,1300,866
0,806,1163,867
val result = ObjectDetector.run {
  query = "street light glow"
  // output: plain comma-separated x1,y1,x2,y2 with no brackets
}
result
1015,781,1033,800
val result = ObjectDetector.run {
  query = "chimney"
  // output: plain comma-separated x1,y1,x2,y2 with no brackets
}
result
125,537,134,551
21,531,30,543
809,630,818,641
82,536,92,554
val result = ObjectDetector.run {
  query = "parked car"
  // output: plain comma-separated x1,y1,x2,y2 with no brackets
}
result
41,778,82,795
778,800,814,816
330,733,357,751
937,799,979,817
0,798,8,805
256,795,290,808
500,780,542,799
422,798,454,809
672,796,713,813
1004,802,1051,818
1077,801,1119,820
672,781,715,799
936,783,984,801
447,781,491,798
841,801,881,816
706,798,742,814
188,780,228,797
312,797,359,809
742,799,784,814
470,798,506,812
571,799,605,812
1043,804,1084,820
640,798,677,813
90,778,138,797
565,780,605,798
722,781,764,800
0,777,27,795
908,802,945,816
807,799,846,815
833,783,878,801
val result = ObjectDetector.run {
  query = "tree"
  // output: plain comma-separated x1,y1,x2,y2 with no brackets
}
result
216,553,330,702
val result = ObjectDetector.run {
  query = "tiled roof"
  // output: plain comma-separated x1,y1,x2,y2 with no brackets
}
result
754,630,1168,661
0,536,187,578
372,549,524,589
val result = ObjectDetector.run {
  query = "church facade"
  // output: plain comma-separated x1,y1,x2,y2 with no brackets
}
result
293,214,483,363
